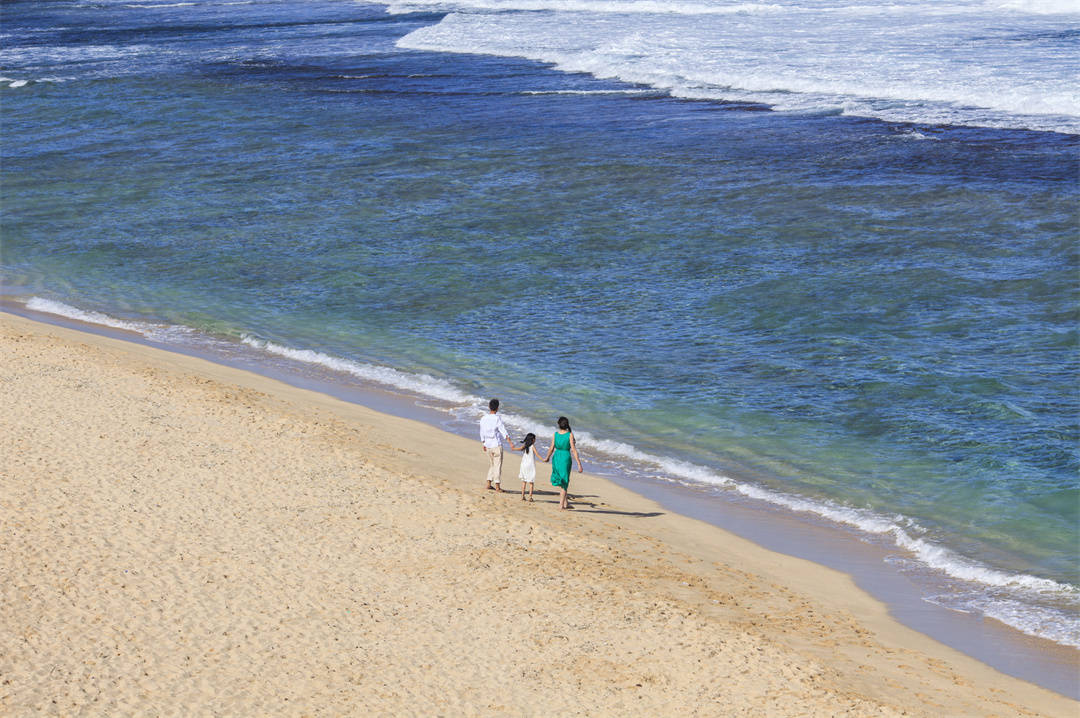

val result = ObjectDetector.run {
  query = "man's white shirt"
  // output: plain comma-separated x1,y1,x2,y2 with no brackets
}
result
479,413,509,449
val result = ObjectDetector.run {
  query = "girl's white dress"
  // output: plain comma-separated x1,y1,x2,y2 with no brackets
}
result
518,450,536,482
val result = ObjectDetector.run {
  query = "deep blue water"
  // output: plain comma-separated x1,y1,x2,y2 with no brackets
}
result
2,0,1078,648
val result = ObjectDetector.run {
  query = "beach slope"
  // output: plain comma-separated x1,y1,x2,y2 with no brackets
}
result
1,312,1074,716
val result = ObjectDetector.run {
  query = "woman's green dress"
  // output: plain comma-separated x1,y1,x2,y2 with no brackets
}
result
550,431,572,489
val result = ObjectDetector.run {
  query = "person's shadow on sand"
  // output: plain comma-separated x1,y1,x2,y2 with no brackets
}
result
499,490,663,518
568,502,663,518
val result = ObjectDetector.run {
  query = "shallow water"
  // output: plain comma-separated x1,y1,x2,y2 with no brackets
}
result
2,0,1078,652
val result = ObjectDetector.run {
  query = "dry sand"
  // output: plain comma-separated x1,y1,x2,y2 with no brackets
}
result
1,311,1076,717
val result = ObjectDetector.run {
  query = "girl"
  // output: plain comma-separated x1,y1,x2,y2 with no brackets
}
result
509,432,543,502
541,416,583,510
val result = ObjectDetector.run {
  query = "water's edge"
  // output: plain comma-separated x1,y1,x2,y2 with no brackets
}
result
4,299,1076,700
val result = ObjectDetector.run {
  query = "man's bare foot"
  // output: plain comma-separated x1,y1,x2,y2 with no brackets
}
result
528,497,534,502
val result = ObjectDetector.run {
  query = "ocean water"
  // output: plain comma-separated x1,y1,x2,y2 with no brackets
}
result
2,0,1078,655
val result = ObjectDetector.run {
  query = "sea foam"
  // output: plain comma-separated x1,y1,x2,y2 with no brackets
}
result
25,297,195,342
390,0,1080,133
385,0,784,14
240,335,479,405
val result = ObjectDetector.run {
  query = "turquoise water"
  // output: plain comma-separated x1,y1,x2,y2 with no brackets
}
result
2,0,1078,648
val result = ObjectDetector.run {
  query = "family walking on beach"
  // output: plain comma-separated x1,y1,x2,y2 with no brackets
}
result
479,399,583,510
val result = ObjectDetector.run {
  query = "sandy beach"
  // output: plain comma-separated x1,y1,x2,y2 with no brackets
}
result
1,310,1075,717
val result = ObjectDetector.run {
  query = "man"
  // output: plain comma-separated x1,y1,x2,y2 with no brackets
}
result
479,398,510,492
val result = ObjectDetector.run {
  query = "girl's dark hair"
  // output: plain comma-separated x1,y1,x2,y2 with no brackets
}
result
557,416,571,431
522,432,536,452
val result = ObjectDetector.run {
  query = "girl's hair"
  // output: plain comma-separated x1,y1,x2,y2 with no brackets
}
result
521,432,536,452
557,416,571,431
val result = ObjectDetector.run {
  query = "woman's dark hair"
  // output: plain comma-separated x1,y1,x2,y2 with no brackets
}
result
489,398,500,412
522,432,536,452
557,416,571,431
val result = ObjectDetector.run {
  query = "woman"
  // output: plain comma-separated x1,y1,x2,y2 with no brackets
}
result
542,416,583,510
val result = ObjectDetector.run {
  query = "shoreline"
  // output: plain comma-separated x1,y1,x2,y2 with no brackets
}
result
4,296,1079,697
2,308,1077,715
4,299,1079,700
8,288,1079,657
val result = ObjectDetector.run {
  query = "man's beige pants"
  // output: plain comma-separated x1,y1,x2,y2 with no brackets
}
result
486,445,503,486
